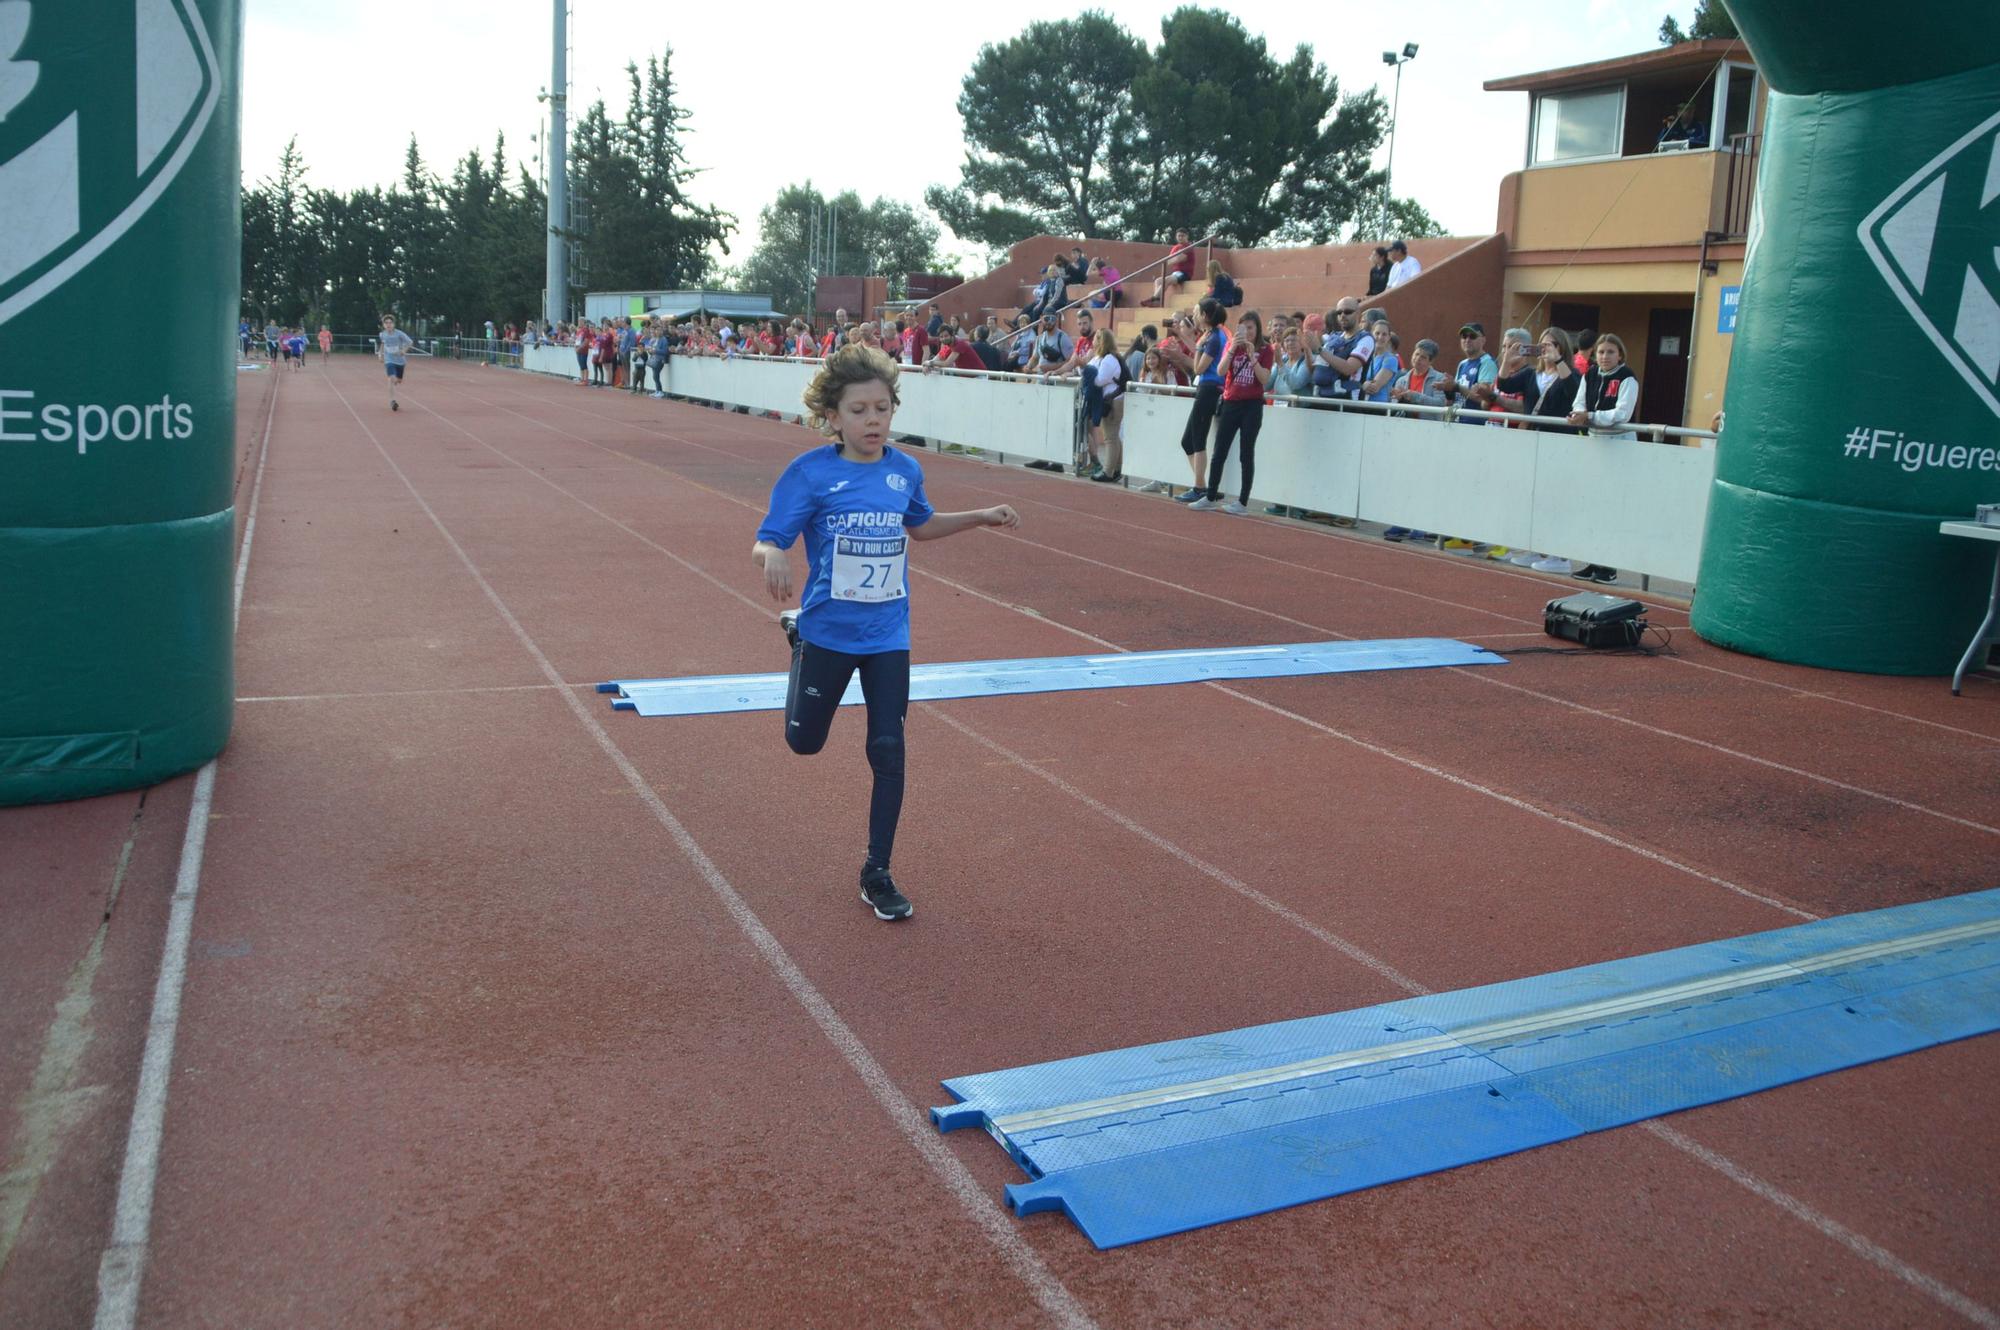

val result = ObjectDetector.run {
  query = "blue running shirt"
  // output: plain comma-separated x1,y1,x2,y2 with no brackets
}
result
756,445,935,653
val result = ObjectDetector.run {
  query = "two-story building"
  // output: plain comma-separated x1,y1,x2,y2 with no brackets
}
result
1487,38,1764,430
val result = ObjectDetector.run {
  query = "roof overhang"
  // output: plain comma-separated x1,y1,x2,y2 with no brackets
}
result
1484,39,1747,95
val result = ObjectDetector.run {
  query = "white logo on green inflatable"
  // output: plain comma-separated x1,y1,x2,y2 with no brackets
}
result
1859,108,2000,421
0,0,218,327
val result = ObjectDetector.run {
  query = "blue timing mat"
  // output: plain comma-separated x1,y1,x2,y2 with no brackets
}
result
598,638,1504,716
932,889,2000,1248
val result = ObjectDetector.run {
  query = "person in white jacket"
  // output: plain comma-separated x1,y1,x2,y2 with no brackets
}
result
1384,239,1423,289
1567,332,1640,441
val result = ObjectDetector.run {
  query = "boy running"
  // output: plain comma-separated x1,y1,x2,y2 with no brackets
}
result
751,345,1019,921
378,315,414,410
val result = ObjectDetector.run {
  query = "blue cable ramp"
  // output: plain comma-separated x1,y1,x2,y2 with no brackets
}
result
598,638,1505,716
932,888,2000,1249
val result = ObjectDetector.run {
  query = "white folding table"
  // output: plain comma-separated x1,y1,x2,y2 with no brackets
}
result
1942,521,2000,696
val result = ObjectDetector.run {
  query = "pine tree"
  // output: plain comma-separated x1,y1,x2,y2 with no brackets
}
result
1660,0,1739,44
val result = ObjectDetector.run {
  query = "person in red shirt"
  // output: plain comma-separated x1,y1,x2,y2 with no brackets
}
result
899,320,928,367
1150,227,1194,305
925,330,983,374
1189,310,1273,513
600,326,621,386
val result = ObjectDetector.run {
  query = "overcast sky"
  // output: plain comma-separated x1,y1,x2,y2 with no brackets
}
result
242,1,1675,273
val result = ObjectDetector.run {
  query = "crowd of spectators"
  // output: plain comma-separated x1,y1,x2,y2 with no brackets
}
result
493,228,1652,584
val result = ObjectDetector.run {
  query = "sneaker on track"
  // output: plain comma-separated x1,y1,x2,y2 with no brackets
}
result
1173,487,1206,504
1137,479,1171,494
860,867,914,921
1383,526,1410,541
1187,495,1219,510
1219,500,1249,515
1507,551,1539,566
1531,556,1573,574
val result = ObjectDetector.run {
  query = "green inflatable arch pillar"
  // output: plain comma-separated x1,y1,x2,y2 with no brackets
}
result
0,0,242,805
1692,4,2000,674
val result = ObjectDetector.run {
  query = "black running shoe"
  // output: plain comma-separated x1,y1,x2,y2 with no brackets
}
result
859,867,913,921
778,609,800,650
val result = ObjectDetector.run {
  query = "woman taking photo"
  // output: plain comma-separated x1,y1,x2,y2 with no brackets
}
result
1190,310,1273,514
1171,300,1230,504
1270,325,1314,398
752,345,1021,920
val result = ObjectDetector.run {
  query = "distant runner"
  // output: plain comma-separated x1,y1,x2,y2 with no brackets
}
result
378,315,413,411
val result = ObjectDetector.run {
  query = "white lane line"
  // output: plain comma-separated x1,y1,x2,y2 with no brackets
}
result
403,397,777,623
1209,682,1821,921
1645,1122,2000,1330
453,365,1998,1326
1659,652,2000,744
925,707,1428,994
493,368,1993,747
331,376,1096,1329
235,683,571,704
1455,669,2000,837
94,373,281,1330
981,526,2000,836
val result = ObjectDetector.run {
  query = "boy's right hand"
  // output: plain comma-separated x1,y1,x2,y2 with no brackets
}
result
760,549,792,602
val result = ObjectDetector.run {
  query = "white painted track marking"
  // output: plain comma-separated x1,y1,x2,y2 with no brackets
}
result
93,371,280,1330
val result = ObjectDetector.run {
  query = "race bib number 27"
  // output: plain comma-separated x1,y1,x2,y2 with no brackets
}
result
831,534,907,602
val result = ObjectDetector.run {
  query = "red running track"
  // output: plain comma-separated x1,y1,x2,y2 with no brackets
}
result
3,355,1997,1329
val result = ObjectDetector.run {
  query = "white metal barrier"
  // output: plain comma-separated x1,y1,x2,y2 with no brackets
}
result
514,349,1714,584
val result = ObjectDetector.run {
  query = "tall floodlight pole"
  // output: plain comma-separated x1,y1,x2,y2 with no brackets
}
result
543,1,569,327
1380,44,1418,235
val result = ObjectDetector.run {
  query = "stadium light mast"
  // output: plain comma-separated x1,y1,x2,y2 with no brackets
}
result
543,1,569,327
1380,43,1417,235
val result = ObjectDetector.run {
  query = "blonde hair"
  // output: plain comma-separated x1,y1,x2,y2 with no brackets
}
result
803,344,900,435
1093,328,1116,357
1593,332,1629,364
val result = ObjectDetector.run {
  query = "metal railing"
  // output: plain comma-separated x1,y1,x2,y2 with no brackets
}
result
656,347,1716,447
993,232,1222,356
1122,378,1717,446
430,337,524,369
1719,132,1760,238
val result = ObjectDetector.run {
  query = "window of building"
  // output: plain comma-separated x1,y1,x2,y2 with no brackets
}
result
1531,86,1623,164
1720,64,1759,145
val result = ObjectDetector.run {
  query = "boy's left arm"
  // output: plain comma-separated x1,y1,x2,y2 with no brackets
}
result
907,507,1019,541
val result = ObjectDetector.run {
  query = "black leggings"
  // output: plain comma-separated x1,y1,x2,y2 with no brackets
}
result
784,640,910,869
1179,382,1221,455
1206,398,1263,502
